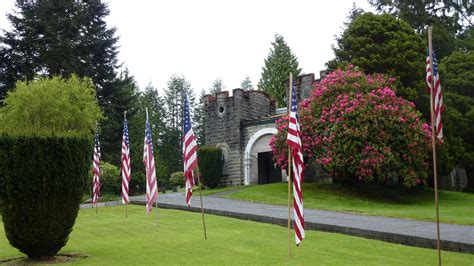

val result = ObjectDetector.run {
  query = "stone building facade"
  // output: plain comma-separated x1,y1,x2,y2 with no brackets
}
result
204,73,325,186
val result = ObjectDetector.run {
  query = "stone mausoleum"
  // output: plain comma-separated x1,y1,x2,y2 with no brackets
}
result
203,73,328,186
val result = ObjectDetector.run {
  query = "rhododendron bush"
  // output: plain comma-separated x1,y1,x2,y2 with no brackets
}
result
270,67,430,187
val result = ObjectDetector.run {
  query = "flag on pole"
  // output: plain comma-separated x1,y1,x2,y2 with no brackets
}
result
183,94,198,207
92,128,101,207
426,50,444,143
143,112,158,214
121,116,131,204
286,84,305,246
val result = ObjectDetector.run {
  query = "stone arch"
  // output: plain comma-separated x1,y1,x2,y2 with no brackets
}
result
244,128,278,185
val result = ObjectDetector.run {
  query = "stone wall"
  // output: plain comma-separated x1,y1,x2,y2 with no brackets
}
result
204,89,276,186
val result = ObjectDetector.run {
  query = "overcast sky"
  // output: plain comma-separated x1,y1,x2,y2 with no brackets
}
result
0,0,374,95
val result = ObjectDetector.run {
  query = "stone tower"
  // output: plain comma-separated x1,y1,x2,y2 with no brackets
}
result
204,89,276,186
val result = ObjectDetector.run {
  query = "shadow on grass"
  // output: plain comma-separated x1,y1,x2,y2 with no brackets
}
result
0,253,88,265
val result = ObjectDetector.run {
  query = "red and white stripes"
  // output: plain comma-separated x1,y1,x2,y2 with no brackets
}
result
426,53,444,143
121,117,131,204
92,129,101,206
287,85,305,246
183,94,197,206
143,111,158,214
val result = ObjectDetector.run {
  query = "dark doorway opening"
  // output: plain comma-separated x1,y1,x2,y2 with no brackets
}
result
258,151,282,184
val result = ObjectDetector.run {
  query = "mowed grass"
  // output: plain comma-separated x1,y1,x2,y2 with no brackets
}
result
224,183,474,225
1,206,473,265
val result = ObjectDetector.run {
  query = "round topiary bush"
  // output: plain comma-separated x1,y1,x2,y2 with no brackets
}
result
270,67,430,187
0,135,91,259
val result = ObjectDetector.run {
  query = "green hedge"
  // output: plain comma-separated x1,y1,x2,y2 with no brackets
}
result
197,147,224,189
0,135,91,259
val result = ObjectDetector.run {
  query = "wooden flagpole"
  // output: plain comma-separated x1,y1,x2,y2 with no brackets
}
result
428,26,442,266
287,73,293,257
197,170,208,239
124,111,128,219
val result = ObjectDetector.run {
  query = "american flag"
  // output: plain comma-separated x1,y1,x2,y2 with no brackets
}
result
286,83,305,246
143,111,158,214
121,116,131,204
92,128,101,207
183,94,197,207
426,50,444,143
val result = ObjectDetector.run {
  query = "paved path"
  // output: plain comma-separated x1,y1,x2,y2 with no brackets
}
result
129,192,474,253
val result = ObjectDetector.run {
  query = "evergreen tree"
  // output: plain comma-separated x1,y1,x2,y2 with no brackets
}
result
327,13,425,102
164,75,195,130
0,0,119,103
129,85,169,188
210,78,224,94
240,76,253,90
162,75,196,176
369,0,472,59
258,34,301,106
194,89,207,145
100,69,138,165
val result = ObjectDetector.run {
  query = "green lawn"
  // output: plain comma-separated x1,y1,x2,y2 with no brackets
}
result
1,205,472,265
224,183,474,225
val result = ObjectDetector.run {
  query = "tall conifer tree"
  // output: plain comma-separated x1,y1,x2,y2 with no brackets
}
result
0,0,119,103
258,34,301,106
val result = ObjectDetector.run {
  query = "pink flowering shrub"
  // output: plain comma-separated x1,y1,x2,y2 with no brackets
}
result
270,67,430,187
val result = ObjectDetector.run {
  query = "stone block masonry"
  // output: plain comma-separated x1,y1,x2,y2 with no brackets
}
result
204,89,276,186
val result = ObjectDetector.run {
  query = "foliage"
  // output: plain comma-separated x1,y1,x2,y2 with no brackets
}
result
258,34,301,106
197,146,224,188
88,162,121,196
369,0,473,59
193,89,207,146
0,0,119,102
210,78,224,94
439,51,474,97
100,69,139,165
327,13,425,101
0,75,102,135
129,171,146,195
270,67,430,187
169,171,185,187
126,86,169,188
164,75,195,130
162,75,196,177
240,76,253,90
0,135,91,259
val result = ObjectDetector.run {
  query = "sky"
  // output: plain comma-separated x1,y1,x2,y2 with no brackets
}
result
0,0,374,95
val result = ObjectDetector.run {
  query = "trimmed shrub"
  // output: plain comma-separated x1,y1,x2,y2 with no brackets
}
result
89,162,121,196
198,147,224,188
0,135,91,259
0,75,102,135
170,171,185,187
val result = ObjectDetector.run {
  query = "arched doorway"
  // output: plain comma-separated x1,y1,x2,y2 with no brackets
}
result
244,128,285,185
